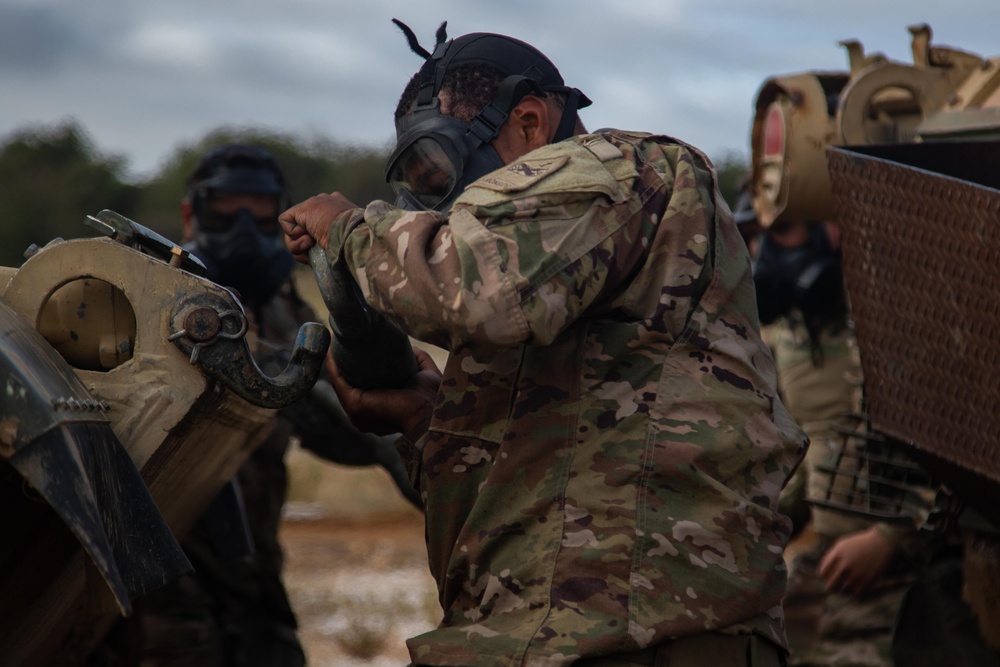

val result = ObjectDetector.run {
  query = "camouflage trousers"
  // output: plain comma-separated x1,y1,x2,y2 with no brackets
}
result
574,634,786,666
769,319,870,541
784,540,906,667
412,634,786,667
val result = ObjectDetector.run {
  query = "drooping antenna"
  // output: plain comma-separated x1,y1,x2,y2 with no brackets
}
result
434,21,448,47
391,19,448,60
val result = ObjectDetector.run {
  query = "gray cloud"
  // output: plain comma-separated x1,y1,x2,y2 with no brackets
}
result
1,0,995,180
0,5,95,74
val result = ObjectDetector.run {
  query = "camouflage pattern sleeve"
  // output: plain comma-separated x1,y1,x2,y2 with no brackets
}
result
324,138,670,353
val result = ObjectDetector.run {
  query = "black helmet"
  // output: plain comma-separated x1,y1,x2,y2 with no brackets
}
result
402,27,592,111
187,144,288,207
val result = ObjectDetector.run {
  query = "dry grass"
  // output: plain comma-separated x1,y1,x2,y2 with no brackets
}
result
285,444,418,519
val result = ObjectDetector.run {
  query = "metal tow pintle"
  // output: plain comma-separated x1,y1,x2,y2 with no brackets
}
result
168,292,330,409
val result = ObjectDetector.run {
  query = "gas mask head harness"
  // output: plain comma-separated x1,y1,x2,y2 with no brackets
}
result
186,144,294,302
385,20,592,212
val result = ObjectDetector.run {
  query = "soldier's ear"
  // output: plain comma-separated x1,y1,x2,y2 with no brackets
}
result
491,95,552,164
512,95,552,151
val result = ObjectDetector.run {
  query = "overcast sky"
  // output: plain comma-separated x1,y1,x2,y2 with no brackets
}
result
1,0,995,181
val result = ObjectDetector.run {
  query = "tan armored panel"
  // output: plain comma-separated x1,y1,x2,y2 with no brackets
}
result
836,61,958,145
0,237,272,665
749,72,848,227
837,24,985,145
2,236,274,485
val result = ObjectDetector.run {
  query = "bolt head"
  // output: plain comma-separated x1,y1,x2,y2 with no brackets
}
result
184,307,222,342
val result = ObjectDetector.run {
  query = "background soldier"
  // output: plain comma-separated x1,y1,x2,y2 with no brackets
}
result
750,214,927,666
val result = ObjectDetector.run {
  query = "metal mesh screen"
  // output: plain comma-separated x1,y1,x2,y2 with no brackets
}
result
827,144,1000,486
810,416,940,524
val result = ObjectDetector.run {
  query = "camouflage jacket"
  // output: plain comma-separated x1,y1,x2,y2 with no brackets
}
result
325,130,807,666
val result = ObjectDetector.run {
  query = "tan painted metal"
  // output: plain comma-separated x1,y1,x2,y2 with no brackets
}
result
749,24,997,226
3,236,275,481
1,236,275,665
750,23,1000,652
36,278,137,371
836,61,956,145
750,73,845,227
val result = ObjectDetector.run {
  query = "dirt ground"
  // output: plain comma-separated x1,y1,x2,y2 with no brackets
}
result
281,448,439,667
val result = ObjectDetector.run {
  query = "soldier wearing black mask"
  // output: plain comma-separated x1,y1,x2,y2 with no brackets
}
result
182,144,295,305
751,218,918,666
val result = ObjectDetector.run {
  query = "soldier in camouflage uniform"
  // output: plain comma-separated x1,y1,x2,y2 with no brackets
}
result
750,218,925,666
771,313,914,667
282,25,807,667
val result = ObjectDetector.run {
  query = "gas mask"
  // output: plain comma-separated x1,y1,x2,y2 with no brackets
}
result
385,22,591,212
185,145,294,303
192,203,294,303
752,222,845,327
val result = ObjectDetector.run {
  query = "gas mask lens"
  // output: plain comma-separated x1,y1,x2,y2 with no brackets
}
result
198,193,281,235
387,137,459,210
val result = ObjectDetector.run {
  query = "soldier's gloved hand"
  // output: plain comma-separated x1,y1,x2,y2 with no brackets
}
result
325,345,441,440
279,192,359,263
818,526,899,597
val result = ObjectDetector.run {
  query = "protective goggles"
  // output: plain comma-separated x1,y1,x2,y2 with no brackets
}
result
194,195,282,235
385,74,590,212
385,112,505,212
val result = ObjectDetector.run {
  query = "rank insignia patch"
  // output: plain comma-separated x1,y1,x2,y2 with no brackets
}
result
475,155,570,193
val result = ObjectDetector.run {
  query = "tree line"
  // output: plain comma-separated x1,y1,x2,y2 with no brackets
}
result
0,121,747,268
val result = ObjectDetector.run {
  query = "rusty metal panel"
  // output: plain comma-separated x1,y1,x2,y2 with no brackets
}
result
827,142,1000,486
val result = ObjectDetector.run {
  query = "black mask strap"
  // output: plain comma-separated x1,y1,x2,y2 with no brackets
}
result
552,88,582,142
467,75,543,145
414,44,447,110
397,19,450,111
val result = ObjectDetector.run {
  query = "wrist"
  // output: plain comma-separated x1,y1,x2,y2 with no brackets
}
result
326,207,367,255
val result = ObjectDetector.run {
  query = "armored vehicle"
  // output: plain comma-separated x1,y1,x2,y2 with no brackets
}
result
747,24,1000,656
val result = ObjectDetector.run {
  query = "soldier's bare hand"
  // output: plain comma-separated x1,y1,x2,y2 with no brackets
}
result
325,345,441,438
279,192,359,263
818,526,898,597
